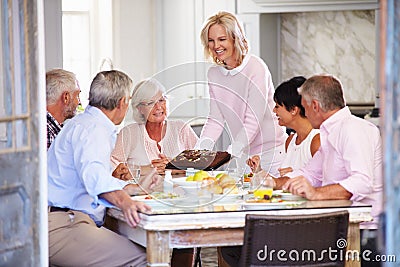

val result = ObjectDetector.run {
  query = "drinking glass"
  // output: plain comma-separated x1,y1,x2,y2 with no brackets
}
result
227,159,244,191
126,159,141,184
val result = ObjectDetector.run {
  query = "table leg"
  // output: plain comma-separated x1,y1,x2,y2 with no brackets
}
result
147,230,171,267
345,223,361,267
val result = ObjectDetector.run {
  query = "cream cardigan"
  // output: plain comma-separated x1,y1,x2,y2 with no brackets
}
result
111,120,198,166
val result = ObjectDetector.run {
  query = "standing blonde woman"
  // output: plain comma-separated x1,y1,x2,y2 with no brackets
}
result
196,11,287,176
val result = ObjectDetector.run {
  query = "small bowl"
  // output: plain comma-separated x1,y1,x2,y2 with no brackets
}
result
172,177,202,195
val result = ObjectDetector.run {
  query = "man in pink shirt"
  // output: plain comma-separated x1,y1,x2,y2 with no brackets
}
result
222,74,383,266
281,74,383,266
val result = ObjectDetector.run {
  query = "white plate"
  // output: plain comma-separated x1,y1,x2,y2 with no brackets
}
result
273,190,306,201
242,201,304,210
211,192,245,203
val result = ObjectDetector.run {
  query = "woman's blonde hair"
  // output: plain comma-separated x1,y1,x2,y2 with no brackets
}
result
131,78,168,123
200,11,249,66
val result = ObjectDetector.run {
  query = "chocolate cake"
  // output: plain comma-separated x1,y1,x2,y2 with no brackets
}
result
166,149,231,171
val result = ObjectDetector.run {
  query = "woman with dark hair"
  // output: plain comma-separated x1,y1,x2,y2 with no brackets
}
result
224,76,321,267
248,76,320,177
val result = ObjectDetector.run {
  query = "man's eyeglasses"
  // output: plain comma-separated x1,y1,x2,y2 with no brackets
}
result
139,96,167,107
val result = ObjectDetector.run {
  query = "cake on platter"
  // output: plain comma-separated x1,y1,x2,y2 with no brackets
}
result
165,149,231,171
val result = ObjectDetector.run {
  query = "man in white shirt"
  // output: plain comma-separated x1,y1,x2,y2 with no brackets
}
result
48,70,161,266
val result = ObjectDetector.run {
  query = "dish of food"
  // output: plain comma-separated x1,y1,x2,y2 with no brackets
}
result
173,173,240,196
243,172,253,183
273,190,306,201
165,149,231,170
131,193,187,207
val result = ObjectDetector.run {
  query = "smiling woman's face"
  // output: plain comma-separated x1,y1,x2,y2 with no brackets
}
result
138,91,167,123
273,103,294,127
208,24,236,66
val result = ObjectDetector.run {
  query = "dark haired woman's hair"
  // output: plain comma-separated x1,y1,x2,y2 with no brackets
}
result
273,76,307,117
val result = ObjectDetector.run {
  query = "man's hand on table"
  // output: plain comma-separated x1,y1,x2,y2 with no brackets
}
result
282,176,353,200
120,199,151,227
100,190,151,227
282,175,316,200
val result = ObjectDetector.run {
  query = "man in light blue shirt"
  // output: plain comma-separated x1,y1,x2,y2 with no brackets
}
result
48,70,161,267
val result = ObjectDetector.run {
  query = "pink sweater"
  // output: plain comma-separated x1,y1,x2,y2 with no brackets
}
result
200,54,286,155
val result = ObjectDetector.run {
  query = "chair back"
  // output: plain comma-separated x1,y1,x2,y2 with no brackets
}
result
240,211,349,267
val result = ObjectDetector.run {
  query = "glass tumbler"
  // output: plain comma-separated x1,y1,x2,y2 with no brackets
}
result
126,159,141,184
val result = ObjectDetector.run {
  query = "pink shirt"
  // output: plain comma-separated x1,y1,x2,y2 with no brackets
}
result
292,107,383,229
200,54,286,155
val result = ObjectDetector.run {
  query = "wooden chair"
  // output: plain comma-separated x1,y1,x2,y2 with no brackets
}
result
240,211,349,267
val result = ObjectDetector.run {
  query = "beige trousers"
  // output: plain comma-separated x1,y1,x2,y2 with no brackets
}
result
49,210,147,267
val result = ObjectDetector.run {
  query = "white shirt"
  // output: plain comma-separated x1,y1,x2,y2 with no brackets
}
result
48,106,128,226
281,129,319,172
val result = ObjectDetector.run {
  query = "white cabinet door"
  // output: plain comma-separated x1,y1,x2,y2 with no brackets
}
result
155,0,198,120
156,0,235,122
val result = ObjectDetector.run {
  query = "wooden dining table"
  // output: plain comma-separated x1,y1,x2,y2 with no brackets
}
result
105,195,372,267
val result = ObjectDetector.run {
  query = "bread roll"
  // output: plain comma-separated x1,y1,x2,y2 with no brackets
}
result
209,184,223,194
218,174,236,188
201,177,216,186
202,177,223,194
204,173,239,194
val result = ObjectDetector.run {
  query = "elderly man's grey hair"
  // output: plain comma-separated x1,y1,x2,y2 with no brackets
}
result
89,70,133,110
299,74,346,112
131,78,168,123
46,69,77,105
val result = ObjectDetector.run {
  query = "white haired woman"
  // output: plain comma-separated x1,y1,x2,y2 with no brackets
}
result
111,78,198,175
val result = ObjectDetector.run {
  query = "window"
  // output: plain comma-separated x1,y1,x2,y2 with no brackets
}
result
0,1,31,152
62,0,113,107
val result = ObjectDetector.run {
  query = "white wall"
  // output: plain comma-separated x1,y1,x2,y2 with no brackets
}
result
112,0,156,82
44,0,63,70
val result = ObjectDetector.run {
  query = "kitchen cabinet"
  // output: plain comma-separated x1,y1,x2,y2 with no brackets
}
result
237,0,379,13
155,0,235,122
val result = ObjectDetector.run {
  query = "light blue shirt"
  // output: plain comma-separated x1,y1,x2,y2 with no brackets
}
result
48,105,128,226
